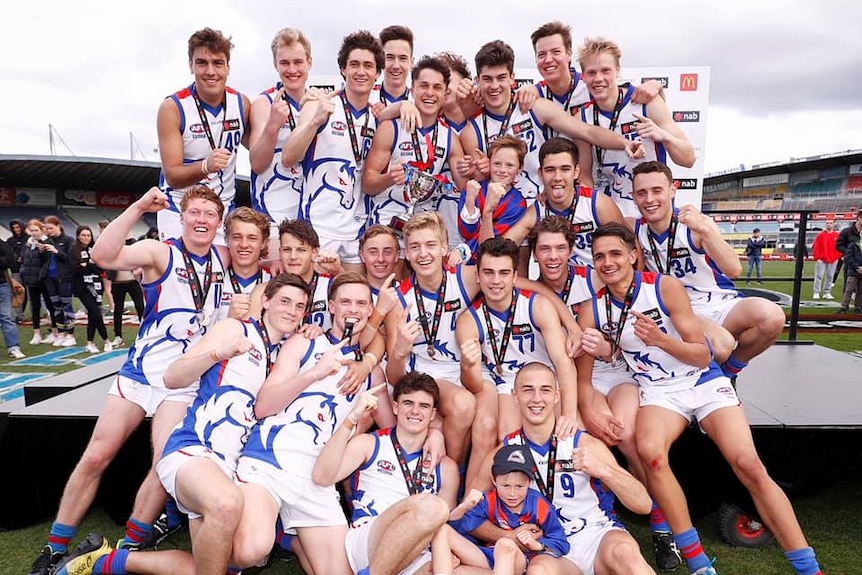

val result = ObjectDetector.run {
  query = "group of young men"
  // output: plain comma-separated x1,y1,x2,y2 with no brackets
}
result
28,19,825,575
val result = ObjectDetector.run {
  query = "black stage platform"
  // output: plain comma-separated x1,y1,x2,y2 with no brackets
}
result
1,345,861,529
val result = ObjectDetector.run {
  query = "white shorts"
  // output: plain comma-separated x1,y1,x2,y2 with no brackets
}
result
639,372,740,425
234,457,347,529
413,359,463,388
563,522,626,575
691,294,742,326
318,235,361,264
108,375,197,417
346,520,430,575
591,360,636,396
156,446,232,519
158,209,227,247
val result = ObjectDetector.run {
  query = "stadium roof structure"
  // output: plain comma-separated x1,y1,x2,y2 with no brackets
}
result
0,154,250,194
705,149,862,184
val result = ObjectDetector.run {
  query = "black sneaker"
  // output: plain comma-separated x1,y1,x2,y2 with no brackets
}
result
151,511,187,546
652,532,682,572
835,308,849,314
28,545,66,575
53,533,112,575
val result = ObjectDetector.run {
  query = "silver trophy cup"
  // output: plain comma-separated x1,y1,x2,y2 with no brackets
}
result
389,165,441,235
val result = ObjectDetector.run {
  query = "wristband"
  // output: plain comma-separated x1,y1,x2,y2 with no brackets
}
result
201,158,209,175
455,243,472,262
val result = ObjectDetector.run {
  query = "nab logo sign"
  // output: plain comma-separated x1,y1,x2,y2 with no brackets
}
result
679,74,699,92
641,76,669,89
672,111,700,123
674,179,698,190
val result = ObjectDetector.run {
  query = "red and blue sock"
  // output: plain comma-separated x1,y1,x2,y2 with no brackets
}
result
93,549,129,574
720,355,748,379
48,522,77,554
673,527,711,572
119,517,152,548
785,547,822,575
648,501,672,533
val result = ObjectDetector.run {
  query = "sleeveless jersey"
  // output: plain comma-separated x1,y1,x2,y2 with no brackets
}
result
635,214,740,305
158,84,246,214
366,118,455,230
241,333,372,474
372,84,409,106
580,84,666,219
535,69,591,140
119,240,225,389
435,118,466,248
467,105,546,200
396,268,472,376
217,266,272,321
251,84,303,225
303,272,333,330
467,289,552,389
504,429,621,537
300,93,377,240
540,264,593,319
592,271,709,388
348,426,442,525
162,318,278,470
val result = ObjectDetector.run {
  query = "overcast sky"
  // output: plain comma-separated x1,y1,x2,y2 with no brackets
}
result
2,0,861,177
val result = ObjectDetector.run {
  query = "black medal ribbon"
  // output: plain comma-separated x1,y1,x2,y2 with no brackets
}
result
482,289,518,376
228,266,262,294
646,213,679,275
412,272,447,358
191,84,227,151
254,315,275,378
519,431,557,501
326,328,362,362
178,241,213,318
390,428,426,495
604,275,637,363
279,83,297,131
481,92,517,150
303,272,319,324
543,75,576,140
340,91,371,166
592,87,625,171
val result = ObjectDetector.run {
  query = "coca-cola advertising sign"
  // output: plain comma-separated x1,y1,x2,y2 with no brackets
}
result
97,192,135,208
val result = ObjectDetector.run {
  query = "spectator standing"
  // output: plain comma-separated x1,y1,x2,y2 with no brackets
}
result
71,226,112,353
20,220,59,345
835,211,862,300
812,221,841,299
745,227,766,284
0,238,25,358
6,219,27,322
836,234,862,314
40,216,77,347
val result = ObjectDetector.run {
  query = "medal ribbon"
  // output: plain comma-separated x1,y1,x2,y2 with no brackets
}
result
326,328,362,361
178,241,213,318
191,84,227,151
228,266,262,294
482,289,518,375
481,92,517,150
340,91,371,166
303,272,319,324
543,74,576,139
412,272,447,357
592,87,625,171
409,122,439,171
279,83,297,131
646,214,679,275
604,275,637,362
390,428,425,495
519,430,557,501
254,316,275,377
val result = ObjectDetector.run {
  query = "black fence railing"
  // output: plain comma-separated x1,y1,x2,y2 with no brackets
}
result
704,208,819,343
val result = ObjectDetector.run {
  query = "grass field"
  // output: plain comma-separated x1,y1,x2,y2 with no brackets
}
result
2,259,860,574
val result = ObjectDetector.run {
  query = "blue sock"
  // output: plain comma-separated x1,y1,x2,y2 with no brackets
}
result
721,355,747,378
226,568,242,574
120,517,152,547
785,547,822,575
164,499,182,529
357,568,370,575
48,522,77,554
673,527,711,572
93,549,129,574
649,501,672,533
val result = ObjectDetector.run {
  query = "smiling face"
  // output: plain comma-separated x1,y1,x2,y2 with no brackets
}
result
477,64,514,113
227,221,265,271
393,389,436,434
190,46,229,105
591,235,637,286
632,171,675,226
513,367,559,426
489,146,521,188
262,284,308,339
412,67,446,120
342,48,379,97
534,33,572,87
360,233,399,282
477,254,516,307
383,39,413,93
581,51,619,105
533,231,573,284
404,227,446,280
274,42,311,96
329,281,373,335
180,198,221,248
